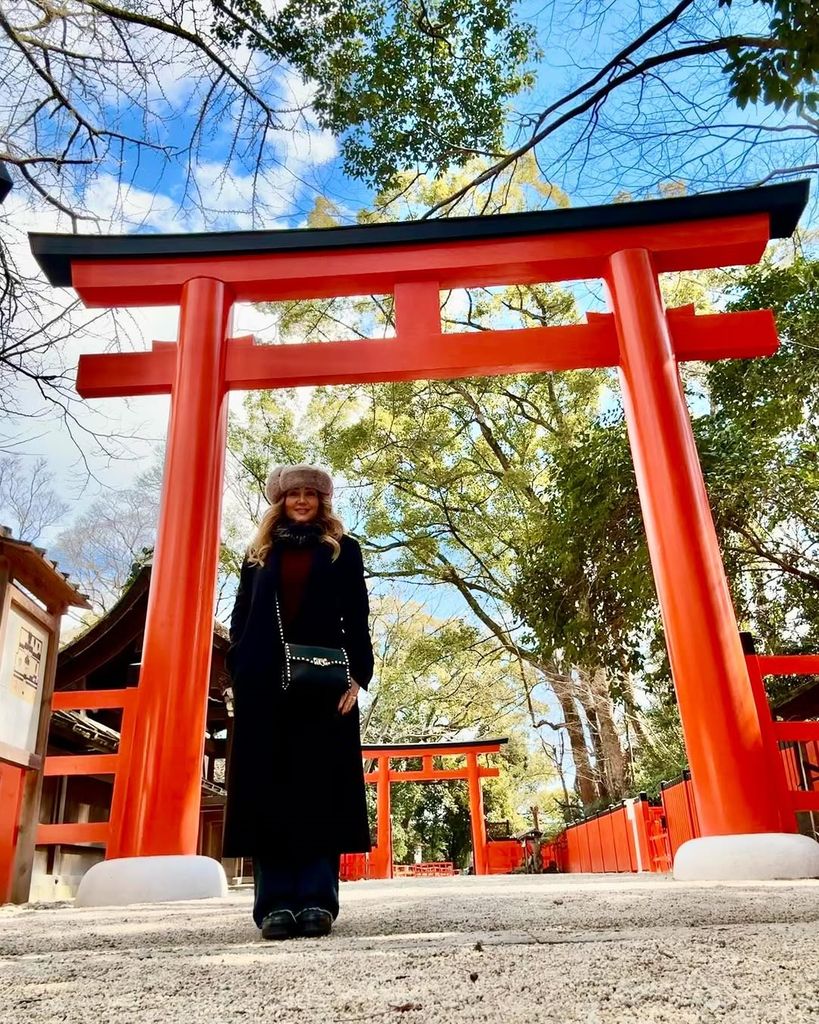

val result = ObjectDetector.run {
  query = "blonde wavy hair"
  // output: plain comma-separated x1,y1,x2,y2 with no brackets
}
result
247,494,345,566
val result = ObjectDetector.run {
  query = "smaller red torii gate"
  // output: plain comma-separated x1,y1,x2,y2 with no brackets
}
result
361,738,507,878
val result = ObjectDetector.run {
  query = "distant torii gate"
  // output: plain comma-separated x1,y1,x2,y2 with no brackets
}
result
362,738,507,878
28,181,814,885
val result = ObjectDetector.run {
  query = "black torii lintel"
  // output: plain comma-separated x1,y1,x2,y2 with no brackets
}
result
361,738,509,754
29,180,810,288
0,162,12,205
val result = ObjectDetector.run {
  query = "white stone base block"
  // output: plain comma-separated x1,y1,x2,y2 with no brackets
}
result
673,833,819,882
76,856,228,907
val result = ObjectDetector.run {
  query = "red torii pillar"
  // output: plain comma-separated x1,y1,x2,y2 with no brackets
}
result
28,181,817,888
374,755,392,880
107,279,232,857
606,250,771,837
466,752,488,876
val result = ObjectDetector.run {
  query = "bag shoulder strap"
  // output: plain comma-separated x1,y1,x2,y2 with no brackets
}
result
274,590,287,650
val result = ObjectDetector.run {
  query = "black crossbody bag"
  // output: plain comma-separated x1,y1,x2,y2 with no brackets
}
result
274,592,351,697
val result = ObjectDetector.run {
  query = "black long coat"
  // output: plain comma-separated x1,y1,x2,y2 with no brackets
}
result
222,534,374,857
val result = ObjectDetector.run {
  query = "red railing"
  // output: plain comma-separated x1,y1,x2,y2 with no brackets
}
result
746,653,819,819
485,839,524,874
339,852,370,881
341,845,523,881
660,773,699,858
539,833,567,872
393,862,455,877
36,689,138,852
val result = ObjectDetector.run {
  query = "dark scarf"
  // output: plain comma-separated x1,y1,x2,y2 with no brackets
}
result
273,520,324,548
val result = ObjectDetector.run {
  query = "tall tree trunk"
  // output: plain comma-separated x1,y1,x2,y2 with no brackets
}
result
587,667,628,801
576,685,608,804
541,736,572,810
619,671,651,786
621,672,651,749
550,677,597,807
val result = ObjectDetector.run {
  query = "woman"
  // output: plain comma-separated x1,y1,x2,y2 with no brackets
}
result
224,464,373,940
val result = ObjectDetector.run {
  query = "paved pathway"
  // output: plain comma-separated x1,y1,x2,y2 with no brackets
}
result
2,874,818,1023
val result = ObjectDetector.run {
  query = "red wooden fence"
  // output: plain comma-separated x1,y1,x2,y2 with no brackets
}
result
486,839,524,874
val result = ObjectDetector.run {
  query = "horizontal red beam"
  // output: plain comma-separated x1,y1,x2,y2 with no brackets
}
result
774,723,819,743
789,791,819,812
69,215,770,306
36,821,109,845
757,655,819,677
43,754,119,777
76,348,177,399
667,308,777,360
76,308,778,399
226,323,617,391
51,688,137,712
362,743,502,760
363,767,499,783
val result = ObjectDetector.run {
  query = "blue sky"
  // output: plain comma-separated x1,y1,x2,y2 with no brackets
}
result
40,0,817,236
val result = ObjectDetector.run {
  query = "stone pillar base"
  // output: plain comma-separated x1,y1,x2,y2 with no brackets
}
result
673,833,819,881
76,855,228,907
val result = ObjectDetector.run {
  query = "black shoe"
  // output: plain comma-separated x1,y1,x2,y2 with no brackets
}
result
261,909,297,941
296,907,333,938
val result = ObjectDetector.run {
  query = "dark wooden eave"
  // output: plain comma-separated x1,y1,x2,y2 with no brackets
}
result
57,563,229,694
29,181,810,288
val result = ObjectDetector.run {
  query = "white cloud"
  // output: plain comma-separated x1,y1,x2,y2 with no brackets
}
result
82,175,181,233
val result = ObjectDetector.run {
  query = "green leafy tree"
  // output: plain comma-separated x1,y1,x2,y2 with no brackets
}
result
514,252,819,777
362,592,528,742
705,254,819,691
211,0,536,186
720,0,819,113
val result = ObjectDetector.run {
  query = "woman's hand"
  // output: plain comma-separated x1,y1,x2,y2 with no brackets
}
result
338,680,360,715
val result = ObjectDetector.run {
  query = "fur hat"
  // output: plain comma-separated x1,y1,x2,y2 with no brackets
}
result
265,464,334,505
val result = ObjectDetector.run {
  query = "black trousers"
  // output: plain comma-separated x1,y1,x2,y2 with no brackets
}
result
252,852,340,927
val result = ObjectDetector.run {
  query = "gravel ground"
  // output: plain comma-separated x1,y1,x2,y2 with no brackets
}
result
2,873,818,1024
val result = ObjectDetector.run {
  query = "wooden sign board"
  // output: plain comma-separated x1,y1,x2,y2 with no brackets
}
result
0,587,52,769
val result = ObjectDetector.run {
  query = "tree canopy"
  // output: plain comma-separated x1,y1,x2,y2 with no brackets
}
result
210,0,535,187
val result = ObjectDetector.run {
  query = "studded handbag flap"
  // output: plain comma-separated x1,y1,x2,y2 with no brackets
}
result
275,594,350,695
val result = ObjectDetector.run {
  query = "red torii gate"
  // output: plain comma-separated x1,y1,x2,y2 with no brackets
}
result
28,181,815,888
362,738,506,878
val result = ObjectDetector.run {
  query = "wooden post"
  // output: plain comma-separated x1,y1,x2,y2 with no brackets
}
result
9,596,64,903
